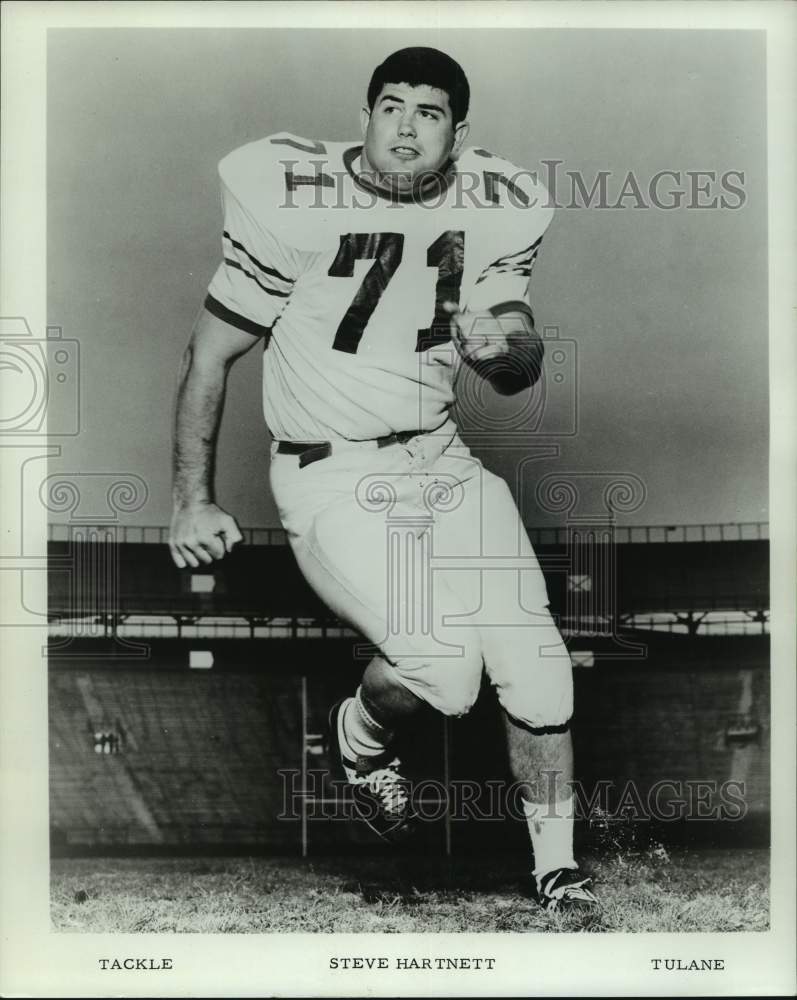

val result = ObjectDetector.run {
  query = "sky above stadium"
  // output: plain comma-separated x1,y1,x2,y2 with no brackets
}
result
46,28,768,530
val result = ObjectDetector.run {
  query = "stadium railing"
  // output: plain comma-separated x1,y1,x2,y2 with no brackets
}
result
48,521,770,546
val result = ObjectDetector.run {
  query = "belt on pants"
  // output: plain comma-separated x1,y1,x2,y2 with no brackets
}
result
276,430,425,469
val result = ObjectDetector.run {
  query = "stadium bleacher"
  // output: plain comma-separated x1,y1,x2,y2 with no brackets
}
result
47,523,770,852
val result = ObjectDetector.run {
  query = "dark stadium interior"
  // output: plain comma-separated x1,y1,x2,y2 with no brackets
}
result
48,525,770,855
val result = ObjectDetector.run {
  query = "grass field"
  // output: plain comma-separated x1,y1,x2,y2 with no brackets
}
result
51,843,768,934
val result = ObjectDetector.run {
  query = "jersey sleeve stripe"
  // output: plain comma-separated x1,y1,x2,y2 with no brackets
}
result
204,293,273,339
476,264,534,280
223,258,291,298
488,236,544,269
222,230,294,286
475,237,542,286
475,264,535,285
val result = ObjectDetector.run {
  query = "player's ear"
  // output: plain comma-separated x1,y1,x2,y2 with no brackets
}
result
451,119,470,160
360,105,372,137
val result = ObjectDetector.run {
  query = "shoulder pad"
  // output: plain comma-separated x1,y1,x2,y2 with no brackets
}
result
219,132,348,208
458,146,552,213
217,133,358,251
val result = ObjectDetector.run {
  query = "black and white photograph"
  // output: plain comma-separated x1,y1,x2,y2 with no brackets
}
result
1,1,795,997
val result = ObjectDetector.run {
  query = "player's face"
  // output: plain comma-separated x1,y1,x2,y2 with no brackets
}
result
360,82,469,191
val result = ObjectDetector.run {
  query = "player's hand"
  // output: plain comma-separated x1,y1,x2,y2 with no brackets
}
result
168,502,243,568
442,302,510,363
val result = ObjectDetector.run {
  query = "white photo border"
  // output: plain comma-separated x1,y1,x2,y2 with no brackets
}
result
1,1,794,997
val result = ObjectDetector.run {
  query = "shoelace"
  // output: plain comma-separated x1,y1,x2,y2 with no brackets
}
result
553,883,596,903
363,765,408,818
539,871,597,908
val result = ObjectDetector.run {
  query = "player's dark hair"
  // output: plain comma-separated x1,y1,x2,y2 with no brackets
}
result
367,47,470,124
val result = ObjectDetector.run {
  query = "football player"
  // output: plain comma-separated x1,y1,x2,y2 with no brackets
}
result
169,46,597,912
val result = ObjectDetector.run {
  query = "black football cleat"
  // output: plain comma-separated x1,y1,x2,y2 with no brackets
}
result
328,698,416,844
533,867,599,912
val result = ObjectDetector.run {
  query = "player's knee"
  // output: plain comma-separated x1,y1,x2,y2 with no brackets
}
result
500,684,573,729
433,666,482,718
494,647,574,729
392,645,483,718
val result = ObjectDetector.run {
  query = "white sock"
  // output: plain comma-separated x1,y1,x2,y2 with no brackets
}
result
522,794,577,882
340,687,392,759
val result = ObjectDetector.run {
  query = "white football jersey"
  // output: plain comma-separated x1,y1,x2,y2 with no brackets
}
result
206,132,554,441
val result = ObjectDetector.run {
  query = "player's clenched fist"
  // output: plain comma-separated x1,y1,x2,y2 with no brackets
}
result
442,301,510,363
442,300,543,395
169,502,243,568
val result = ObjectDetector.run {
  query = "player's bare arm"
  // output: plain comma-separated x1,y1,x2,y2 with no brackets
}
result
169,308,257,568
